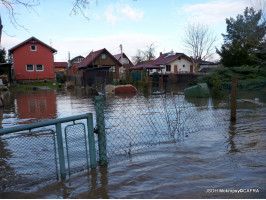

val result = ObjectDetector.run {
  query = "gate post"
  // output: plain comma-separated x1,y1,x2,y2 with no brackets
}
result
56,122,66,178
87,114,97,168
95,96,108,166
231,76,238,121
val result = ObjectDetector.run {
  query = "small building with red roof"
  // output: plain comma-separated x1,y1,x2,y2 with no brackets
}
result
131,51,194,75
9,36,57,81
76,48,122,80
54,62,68,72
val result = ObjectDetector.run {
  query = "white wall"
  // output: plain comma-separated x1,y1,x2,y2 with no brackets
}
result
150,57,193,74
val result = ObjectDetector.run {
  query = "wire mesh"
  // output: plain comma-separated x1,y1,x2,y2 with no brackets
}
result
0,129,57,191
97,94,230,162
65,123,89,174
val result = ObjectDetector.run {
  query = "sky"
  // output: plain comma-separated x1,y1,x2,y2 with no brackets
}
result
0,0,254,62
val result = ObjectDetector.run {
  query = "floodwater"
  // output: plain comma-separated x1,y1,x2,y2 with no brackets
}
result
0,87,266,198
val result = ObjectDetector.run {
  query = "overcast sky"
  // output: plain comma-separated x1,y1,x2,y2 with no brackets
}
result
1,0,253,62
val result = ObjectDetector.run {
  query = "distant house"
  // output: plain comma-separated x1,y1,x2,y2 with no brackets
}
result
131,51,194,75
199,60,221,73
9,36,57,81
113,53,134,78
76,48,122,80
54,62,68,72
68,55,84,75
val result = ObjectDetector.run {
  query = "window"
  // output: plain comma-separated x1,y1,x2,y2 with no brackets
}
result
109,66,116,72
36,64,44,71
26,64,34,72
101,54,106,59
30,45,37,51
166,65,171,71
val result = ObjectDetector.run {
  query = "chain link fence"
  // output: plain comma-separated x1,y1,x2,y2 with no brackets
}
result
0,129,58,191
0,93,231,192
97,94,230,162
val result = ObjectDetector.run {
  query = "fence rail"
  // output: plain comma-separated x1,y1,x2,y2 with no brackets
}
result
0,113,96,191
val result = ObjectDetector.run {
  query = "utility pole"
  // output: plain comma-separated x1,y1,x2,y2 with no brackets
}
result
119,44,124,80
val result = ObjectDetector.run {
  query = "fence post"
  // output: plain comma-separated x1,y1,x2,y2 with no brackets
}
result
95,96,108,166
56,122,66,178
231,76,238,121
87,114,97,168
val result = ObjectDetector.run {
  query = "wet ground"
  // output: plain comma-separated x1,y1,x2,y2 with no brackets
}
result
0,88,266,198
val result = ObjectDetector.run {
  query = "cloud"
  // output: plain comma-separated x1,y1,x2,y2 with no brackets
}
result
1,36,26,51
121,4,144,21
52,33,160,62
104,2,144,25
182,0,252,25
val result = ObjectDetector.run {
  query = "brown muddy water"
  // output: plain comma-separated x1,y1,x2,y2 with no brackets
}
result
0,88,266,198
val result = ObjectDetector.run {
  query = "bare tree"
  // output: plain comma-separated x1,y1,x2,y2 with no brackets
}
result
183,23,217,71
0,0,92,29
132,42,157,65
132,49,143,65
0,0,39,30
142,42,156,62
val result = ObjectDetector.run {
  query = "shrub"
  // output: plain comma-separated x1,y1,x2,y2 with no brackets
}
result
152,72,160,87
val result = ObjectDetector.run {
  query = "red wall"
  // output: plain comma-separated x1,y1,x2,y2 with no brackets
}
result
13,42,55,80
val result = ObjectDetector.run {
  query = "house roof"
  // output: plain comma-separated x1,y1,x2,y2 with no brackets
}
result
130,52,193,70
199,60,218,65
151,52,192,65
70,55,84,62
76,48,122,69
54,62,68,68
9,36,57,54
113,53,134,67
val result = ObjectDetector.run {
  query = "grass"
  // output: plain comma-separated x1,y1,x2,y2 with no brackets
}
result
10,81,58,92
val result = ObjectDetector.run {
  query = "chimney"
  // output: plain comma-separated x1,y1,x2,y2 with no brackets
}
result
160,52,162,57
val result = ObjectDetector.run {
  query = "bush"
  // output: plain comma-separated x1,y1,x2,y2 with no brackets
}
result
198,65,266,89
152,72,160,87
211,76,224,99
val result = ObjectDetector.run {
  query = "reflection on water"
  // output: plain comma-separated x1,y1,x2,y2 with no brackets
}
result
17,91,57,121
0,88,266,198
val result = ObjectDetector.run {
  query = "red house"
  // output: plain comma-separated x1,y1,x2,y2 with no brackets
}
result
9,36,57,81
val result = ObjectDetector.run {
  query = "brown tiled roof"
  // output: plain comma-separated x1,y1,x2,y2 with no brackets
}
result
9,36,57,53
152,53,185,65
54,62,68,68
76,48,122,69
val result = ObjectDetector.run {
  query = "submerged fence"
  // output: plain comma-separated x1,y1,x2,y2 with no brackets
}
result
100,94,230,160
0,114,97,191
0,94,231,192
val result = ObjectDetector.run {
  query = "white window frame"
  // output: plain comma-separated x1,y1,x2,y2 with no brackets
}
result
30,45,37,51
26,64,34,72
36,64,44,71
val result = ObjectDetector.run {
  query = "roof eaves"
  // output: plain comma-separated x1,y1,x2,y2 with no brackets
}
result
9,36,57,53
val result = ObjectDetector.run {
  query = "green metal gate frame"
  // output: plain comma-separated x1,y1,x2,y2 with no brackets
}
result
0,113,96,179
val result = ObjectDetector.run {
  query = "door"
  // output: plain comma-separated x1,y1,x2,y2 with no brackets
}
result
174,65,178,73
190,65,193,73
